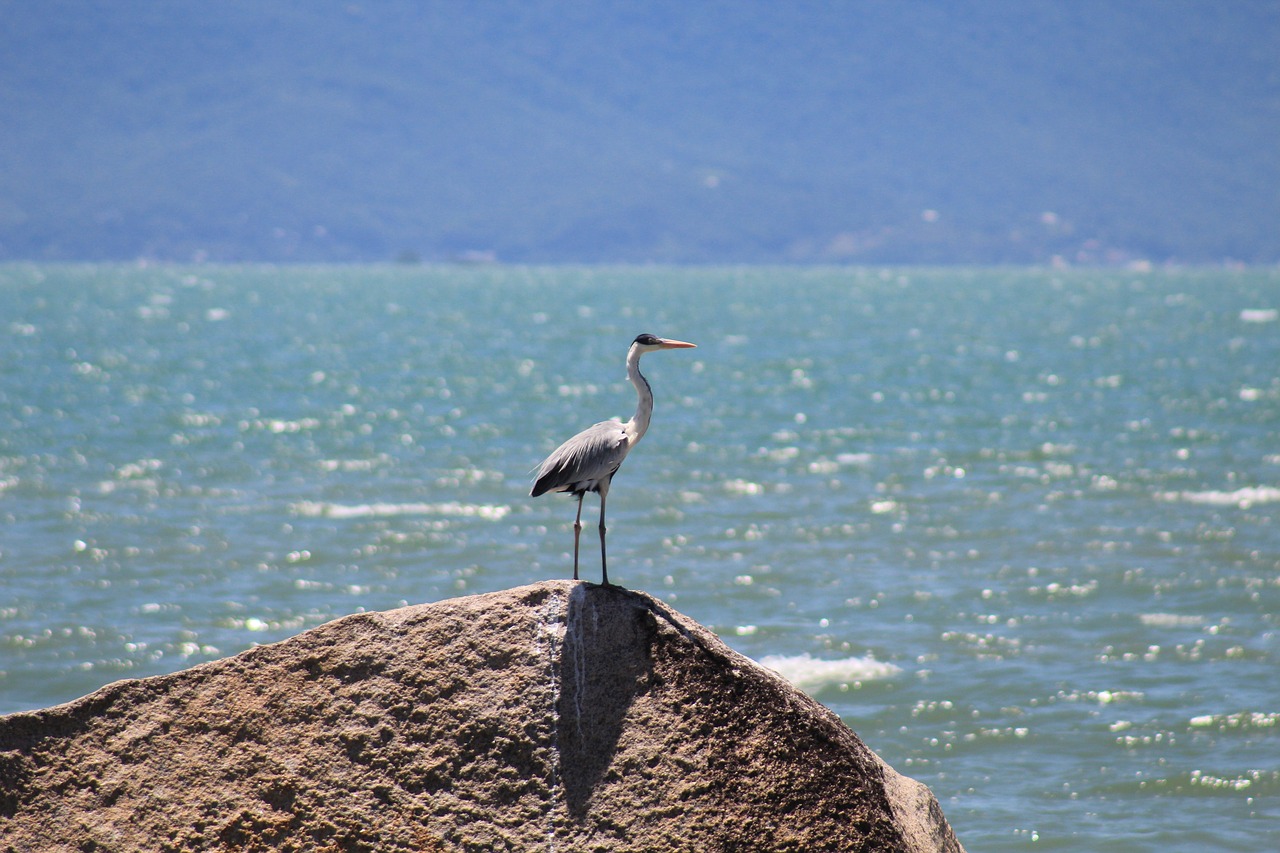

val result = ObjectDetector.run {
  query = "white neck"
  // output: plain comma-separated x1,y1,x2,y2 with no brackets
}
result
623,343,655,442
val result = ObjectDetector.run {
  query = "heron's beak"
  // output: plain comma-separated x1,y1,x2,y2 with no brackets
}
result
658,338,697,349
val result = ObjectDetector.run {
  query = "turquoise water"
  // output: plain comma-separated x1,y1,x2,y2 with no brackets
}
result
2,264,1277,850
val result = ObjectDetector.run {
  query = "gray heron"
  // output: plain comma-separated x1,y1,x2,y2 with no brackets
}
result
531,333,696,585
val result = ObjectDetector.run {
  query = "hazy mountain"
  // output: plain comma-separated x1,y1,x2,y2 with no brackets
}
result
2,0,1277,264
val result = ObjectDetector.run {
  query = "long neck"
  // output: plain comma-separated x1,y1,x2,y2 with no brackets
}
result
624,344,654,442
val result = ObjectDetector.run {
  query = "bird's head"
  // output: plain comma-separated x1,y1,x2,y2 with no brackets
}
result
632,333,697,352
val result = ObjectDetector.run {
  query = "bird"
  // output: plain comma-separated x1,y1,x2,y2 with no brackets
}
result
531,333,696,585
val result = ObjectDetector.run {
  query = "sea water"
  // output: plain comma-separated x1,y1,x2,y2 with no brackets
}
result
1,263,1277,850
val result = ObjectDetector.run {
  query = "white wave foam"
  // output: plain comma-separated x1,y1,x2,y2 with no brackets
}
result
1155,486,1280,508
724,479,764,496
757,652,901,690
1138,613,1205,628
1240,308,1278,323
290,500,510,520
319,458,385,472
836,452,874,467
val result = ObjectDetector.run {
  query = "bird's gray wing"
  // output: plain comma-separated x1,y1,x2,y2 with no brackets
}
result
531,419,629,496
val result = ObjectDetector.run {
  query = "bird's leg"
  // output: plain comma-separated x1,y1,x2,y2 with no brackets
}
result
572,493,584,581
598,491,610,586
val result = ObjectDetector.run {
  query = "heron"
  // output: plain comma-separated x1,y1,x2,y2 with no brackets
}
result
531,333,696,585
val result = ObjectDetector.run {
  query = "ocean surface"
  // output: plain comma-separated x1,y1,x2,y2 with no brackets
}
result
2,263,1277,850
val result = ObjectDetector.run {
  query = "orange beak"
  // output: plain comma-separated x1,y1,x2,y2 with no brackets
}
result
657,338,697,349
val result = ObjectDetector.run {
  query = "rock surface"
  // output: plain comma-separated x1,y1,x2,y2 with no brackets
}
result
0,581,965,852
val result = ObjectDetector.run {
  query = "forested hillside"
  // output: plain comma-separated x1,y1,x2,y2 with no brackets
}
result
2,1,1277,263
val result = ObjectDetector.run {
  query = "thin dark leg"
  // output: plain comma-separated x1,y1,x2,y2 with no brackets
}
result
572,493,584,581
598,490,609,586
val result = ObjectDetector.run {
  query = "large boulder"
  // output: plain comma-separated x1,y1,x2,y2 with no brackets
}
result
0,580,964,852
